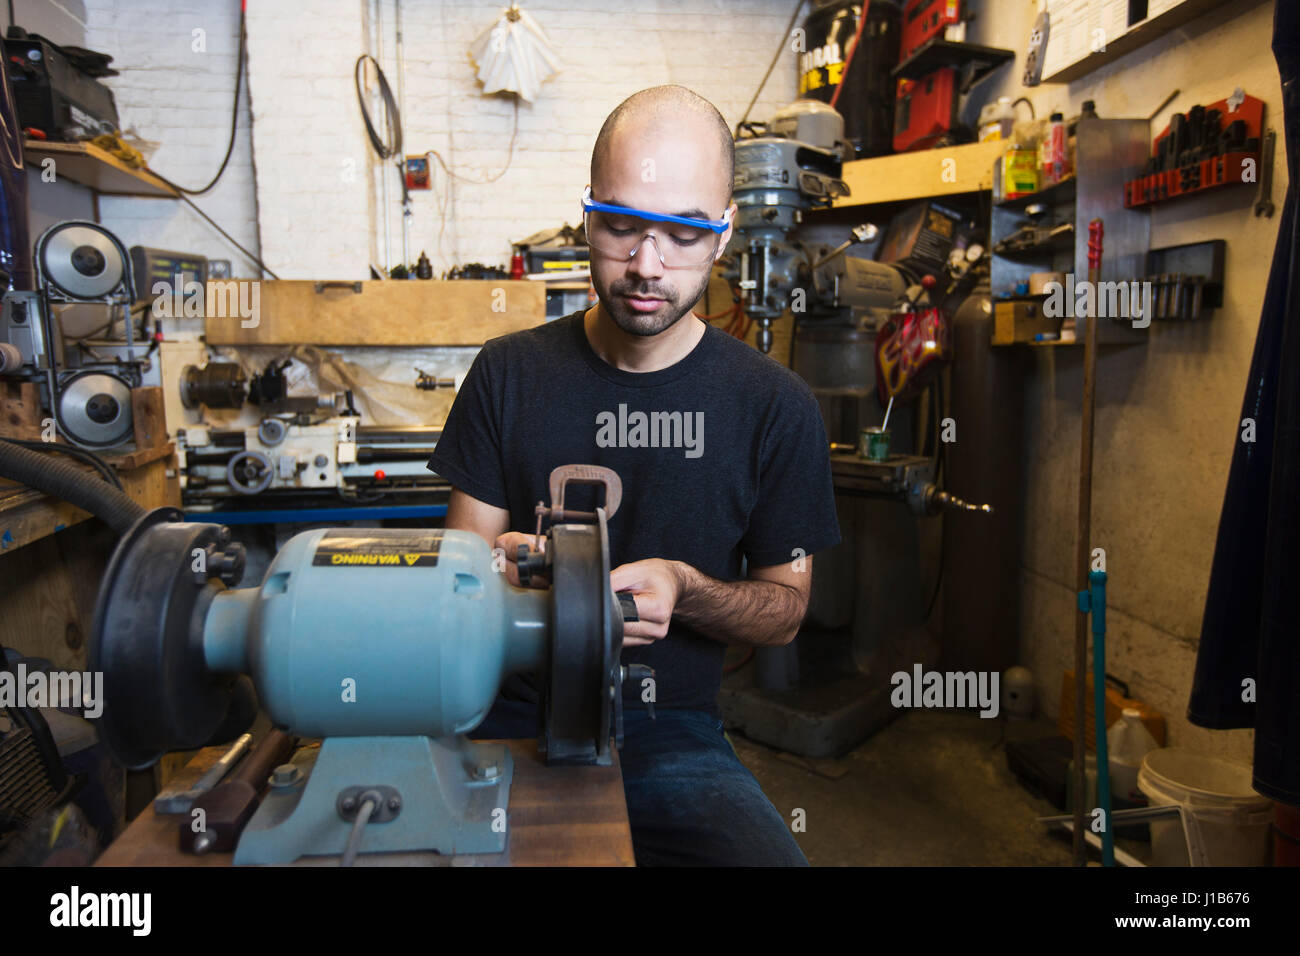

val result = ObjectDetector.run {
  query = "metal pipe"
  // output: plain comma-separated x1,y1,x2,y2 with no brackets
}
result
396,0,410,271
376,0,391,271
1072,219,1103,866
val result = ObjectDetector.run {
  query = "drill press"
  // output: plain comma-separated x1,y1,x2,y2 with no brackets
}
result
90,465,637,864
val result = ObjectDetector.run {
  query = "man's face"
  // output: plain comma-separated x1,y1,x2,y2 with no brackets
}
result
589,118,735,337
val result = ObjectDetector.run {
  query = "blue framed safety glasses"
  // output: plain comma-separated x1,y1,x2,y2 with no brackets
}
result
581,186,732,269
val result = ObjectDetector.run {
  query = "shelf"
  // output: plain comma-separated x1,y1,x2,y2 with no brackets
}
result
893,39,1015,93
995,337,1147,348
834,139,1004,208
1042,0,1237,85
992,230,1077,261
22,140,177,198
996,177,1077,210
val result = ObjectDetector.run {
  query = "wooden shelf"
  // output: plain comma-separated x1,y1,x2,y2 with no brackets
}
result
834,140,1004,208
1042,0,1237,85
23,140,177,198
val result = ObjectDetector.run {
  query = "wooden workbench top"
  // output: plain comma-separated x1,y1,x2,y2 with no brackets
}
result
95,739,635,867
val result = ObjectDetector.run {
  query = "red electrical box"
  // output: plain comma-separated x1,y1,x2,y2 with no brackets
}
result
901,0,962,60
893,69,958,153
404,155,430,191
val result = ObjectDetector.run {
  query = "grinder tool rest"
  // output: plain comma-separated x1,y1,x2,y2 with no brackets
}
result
90,465,644,864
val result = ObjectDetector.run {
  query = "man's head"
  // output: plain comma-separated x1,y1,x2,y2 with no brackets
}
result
587,85,736,337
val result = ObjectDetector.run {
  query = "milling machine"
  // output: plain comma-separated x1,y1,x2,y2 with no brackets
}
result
717,100,994,756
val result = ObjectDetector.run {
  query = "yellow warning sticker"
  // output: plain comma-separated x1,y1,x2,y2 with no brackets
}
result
312,529,442,567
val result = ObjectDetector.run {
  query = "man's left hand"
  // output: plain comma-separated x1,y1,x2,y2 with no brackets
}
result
610,559,683,646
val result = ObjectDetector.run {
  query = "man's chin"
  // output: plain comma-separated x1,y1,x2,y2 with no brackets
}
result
608,299,686,337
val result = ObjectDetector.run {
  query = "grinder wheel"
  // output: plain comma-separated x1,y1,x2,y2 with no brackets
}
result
543,506,622,765
89,507,252,769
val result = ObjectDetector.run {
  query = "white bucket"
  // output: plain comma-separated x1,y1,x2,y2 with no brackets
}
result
1137,748,1272,866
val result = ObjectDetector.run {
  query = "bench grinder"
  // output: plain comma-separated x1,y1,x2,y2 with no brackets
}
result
90,465,640,864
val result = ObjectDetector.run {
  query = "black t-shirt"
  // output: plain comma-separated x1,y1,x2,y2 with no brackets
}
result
427,310,840,715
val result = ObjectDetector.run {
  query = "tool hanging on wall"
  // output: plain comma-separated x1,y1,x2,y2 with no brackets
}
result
1123,89,1265,209
354,51,409,273
469,3,562,103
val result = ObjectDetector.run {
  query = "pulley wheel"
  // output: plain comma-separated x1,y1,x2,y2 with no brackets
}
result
37,221,125,299
59,370,133,448
89,507,252,769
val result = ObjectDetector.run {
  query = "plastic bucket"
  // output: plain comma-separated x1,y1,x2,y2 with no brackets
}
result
1137,748,1272,866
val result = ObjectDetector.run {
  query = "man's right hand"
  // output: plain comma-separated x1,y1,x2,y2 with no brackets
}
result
496,531,548,588
444,488,547,588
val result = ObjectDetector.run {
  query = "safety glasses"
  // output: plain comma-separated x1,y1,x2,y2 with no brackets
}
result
581,186,732,269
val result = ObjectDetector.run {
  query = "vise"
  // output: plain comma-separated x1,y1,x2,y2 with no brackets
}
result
89,465,638,864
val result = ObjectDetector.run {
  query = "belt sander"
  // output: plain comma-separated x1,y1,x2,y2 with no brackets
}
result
89,465,642,864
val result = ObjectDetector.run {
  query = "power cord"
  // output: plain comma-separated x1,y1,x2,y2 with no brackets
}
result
159,1,247,195
137,3,278,278
737,0,808,134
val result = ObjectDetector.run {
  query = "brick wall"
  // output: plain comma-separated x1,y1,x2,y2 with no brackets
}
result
83,0,260,273
85,0,799,279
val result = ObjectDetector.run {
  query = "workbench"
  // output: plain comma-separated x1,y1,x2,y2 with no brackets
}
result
95,739,636,867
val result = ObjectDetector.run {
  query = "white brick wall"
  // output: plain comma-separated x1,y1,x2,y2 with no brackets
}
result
80,0,799,278
84,0,261,274
240,0,799,278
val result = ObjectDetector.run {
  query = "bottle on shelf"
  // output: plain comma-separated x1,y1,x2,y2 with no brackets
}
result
1040,111,1067,186
978,96,1016,142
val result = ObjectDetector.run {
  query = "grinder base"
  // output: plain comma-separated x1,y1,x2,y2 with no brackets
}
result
233,735,513,864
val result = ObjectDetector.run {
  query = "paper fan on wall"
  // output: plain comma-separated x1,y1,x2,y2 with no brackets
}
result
469,3,562,103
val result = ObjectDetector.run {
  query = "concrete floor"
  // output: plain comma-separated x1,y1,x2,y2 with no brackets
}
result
729,709,1137,866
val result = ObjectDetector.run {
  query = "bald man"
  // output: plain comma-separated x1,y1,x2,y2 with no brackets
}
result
428,85,839,866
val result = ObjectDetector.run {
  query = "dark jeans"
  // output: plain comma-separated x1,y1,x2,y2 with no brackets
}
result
469,699,808,866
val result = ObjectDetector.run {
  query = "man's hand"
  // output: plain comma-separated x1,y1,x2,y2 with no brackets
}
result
610,559,684,646
496,531,548,588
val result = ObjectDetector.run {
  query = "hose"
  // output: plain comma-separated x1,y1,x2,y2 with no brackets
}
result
1,438,122,490
0,439,145,535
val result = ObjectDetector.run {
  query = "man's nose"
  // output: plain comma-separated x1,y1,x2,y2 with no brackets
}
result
627,234,665,280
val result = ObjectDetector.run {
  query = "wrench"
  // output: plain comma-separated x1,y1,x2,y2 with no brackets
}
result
1255,129,1275,217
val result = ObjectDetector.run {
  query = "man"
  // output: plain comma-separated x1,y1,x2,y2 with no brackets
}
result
427,85,839,866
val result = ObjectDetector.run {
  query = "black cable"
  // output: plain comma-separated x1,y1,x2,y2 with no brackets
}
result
134,6,275,277
737,0,808,134
2,439,123,490
423,97,519,185
145,179,279,279
924,547,944,620
355,53,402,160
156,3,246,195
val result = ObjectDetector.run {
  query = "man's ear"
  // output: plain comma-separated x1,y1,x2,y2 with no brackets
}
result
715,202,738,262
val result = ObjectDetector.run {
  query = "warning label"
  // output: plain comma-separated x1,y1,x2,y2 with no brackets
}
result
312,529,443,567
